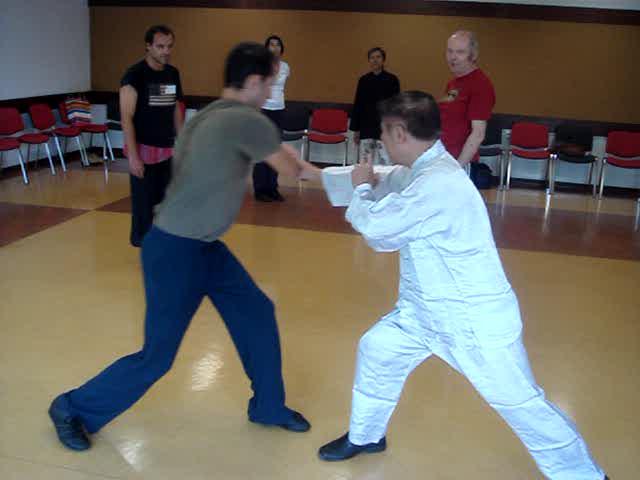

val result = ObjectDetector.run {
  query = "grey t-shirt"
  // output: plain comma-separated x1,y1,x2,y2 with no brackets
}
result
153,99,280,241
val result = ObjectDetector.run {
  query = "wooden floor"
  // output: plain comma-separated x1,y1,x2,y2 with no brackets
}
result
0,158,638,479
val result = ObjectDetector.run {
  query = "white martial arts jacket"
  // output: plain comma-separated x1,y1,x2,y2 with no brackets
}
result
346,140,523,349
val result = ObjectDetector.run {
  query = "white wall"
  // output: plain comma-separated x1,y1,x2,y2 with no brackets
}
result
446,0,640,9
0,0,91,101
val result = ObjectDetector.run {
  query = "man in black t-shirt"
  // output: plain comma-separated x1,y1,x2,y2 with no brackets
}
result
120,24,184,247
350,47,400,165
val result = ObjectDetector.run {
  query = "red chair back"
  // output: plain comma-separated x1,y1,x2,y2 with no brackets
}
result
0,107,25,135
310,109,348,135
511,122,548,149
606,131,640,158
29,103,56,130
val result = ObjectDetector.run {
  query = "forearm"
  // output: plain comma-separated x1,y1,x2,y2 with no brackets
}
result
457,131,484,166
121,118,139,160
265,144,303,179
174,105,184,135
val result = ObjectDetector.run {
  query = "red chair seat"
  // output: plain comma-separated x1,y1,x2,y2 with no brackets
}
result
79,123,108,133
19,133,50,144
0,138,20,151
308,132,346,144
53,126,82,137
511,147,549,159
606,156,640,169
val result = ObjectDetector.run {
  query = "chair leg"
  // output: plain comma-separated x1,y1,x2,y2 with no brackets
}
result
53,136,67,172
344,139,349,166
105,132,115,162
547,154,555,195
634,198,640,232
299,136,306,166
44,142,56,175
16,148,29,184
35,144,41,169
588,162,596,197
76,136,89,167
101,134,109,177
598,161,606,198
506,151,513,190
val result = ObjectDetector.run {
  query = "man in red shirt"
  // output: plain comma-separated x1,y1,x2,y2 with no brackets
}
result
439,31,495,167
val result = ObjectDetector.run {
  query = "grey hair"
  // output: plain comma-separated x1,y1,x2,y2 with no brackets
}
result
453,30,479,61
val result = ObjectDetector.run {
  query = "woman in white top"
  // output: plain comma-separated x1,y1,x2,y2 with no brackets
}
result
253,35,291,202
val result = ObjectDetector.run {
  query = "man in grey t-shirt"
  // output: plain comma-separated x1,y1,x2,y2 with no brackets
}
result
49,42,315,451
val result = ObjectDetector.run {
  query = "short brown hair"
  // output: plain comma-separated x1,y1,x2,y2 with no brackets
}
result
145,25,174,44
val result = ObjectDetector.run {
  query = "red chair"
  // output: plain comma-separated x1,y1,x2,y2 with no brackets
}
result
29,103,88,171
0,107,57,183
598,131,640,198
306,109,349,166
0,137,28,184
59,101,115,165
505,122,552,191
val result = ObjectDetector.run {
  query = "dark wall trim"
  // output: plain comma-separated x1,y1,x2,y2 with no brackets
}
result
87,1,640,26
93,91,640,135
3,91,639,135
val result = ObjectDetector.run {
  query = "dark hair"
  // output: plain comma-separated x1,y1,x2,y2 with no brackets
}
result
378,91,440,141
368,47,386,61
224,42,275,89
144,25,174,45
265,35,284,55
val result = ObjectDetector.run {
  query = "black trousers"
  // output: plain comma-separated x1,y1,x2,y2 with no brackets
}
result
252,109,283,196
129,158,172,247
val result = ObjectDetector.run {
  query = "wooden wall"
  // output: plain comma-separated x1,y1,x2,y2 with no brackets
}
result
90,5,640,123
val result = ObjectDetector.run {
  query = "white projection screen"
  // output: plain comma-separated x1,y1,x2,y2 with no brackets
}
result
0,0,91,101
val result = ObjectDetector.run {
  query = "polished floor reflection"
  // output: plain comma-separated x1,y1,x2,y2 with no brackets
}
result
0,164,638,479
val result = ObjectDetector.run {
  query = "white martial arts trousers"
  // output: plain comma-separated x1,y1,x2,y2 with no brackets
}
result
348,312,605,480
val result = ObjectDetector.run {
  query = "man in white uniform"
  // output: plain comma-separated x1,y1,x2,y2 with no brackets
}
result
312,91,608,480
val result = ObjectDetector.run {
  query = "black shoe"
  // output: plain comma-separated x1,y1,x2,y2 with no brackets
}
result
255,192,275,202
48,394,91,451
251,410,311,432
269,191,285,202
318,432,386,461
277,411,310,432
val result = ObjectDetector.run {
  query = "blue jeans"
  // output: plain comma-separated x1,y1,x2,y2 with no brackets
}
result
65,226,292,433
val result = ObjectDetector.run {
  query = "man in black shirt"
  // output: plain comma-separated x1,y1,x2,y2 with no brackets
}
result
350,47,400,165
120,25,184,247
